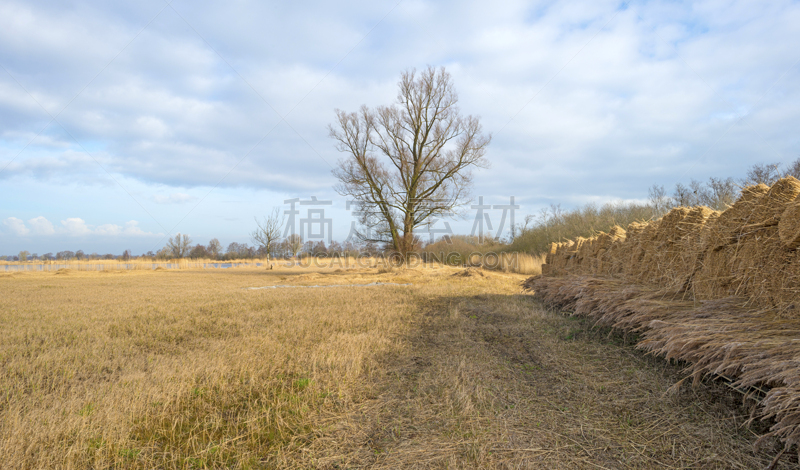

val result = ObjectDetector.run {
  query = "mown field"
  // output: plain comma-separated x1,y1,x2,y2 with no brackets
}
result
0,265,790,469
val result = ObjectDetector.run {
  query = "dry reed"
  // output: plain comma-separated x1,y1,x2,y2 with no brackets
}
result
0,258,271,272
527,176,800,454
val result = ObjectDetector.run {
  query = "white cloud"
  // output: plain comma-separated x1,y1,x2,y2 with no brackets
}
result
3,217,29,236
27,216,54,235
94,223,121,236
121,220,151,236
152,192,198,204
1,215,160,238
91,221,158,236
60,218,92,236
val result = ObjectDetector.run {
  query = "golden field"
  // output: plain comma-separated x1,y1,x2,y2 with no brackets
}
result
0,264,790,469
0,258,268,272
0,253,544,276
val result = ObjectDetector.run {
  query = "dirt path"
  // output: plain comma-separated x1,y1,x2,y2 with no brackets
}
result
310,281,791,469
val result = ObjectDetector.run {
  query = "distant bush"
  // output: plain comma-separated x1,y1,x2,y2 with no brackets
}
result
508,201,657,255
420,235,544,274
422,235,503,265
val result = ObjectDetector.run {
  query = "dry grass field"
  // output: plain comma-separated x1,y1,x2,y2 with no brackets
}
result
0,264,791,469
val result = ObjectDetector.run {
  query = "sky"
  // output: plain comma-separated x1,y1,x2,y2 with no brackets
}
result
1,0,799,255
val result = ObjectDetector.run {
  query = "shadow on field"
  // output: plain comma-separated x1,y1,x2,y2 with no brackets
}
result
315,290,792,469
218,267,382,278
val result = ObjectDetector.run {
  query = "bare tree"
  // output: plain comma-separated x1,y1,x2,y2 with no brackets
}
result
166,233,192,258
251,208,284,264
286,233,303,259
672,182,694,207
647,184,671,217
189,244,208,259
784,158,800,180
329,66,491,256
703,177,737,210
207,238,221,259
312,241,328,256
744,162,781,186
670,177,738,211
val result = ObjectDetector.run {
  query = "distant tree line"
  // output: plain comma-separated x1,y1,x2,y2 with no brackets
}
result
4,250,124,262
3,235,383,262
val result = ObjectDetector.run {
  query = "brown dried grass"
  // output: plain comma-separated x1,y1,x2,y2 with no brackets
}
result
526,275,800,452
1,264,787,468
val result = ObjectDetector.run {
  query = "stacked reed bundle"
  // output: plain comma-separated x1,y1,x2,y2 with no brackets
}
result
544,227,627,276
626,220,661,278
633,207,689,287
675,207,719,294
541,176,800,315
779,198,800,250
526,176,800,452
592,225,626,275
728,178,800,312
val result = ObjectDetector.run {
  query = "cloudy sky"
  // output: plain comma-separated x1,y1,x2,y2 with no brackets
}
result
1,0,799,255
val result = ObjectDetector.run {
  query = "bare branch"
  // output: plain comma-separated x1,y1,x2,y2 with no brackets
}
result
251,207,284,262
329,66,490,255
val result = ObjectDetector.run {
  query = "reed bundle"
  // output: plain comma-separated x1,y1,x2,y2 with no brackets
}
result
526,176,800,451
542,176,800,314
